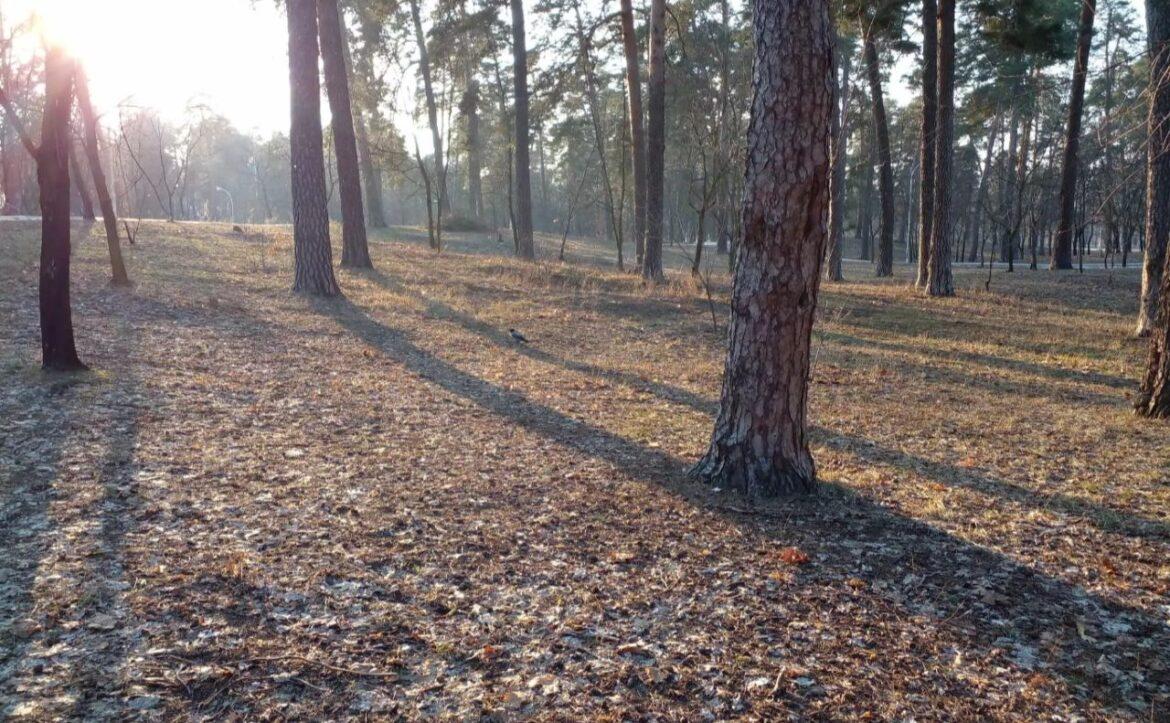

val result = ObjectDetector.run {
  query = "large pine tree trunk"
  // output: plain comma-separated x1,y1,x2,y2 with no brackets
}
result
1138,0,1170,337
863,31,895,277
510,0,535,259
642,0,667,282
1052,0,1096,270
39,48,85,371
826,41,850,282
917,0,937,287
287,0,340,296
695,0,833,497
926,0,955,295
619,0,648,266
75,68,129,287
318,0,371,269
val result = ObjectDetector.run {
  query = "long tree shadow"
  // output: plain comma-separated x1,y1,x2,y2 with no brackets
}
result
311,294,1170,714
816,331,1127,406
812,427,1170,542
826,321,1135,392
823,327,1132,390
360,268,719,416
0,366,144,719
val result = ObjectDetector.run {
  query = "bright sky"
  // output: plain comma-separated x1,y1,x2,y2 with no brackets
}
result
4,0,291,135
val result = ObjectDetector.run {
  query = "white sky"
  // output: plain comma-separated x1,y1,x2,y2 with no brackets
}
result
1,0,1150,143
3,0,291,135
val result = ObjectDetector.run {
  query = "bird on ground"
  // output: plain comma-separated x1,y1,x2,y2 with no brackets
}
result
509,328,530,344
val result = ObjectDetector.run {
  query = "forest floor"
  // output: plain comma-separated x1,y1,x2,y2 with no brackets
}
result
1,220,1168,721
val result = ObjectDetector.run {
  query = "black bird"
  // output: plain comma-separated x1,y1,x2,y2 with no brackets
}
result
509,328,530,344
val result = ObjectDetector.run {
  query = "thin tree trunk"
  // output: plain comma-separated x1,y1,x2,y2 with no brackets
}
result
510,0,535,259
642,0,667,282
917,0,938,287
343,20,388,229
1138,0,1170,337
410,0,449,214
695,0,833,496
318,0,371,268
70,144,96,221
827,41,850,282
287,0,340,296
619,0,647,266
575,10,624,269
39,48,85,371
927,0,955,295
863,31,895,277
354,106,386,228
463,80,483,218
75,68,129,286
1052,0,1096,270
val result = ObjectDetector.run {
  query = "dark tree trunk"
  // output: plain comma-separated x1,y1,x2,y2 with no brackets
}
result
1052,0,1096,270
695,0,833,497
75,69,129,287
642,0,667,282
70,144,96,221
510,0,535,259
287,0,340,296
917,0,937,287
318,0,371,269
39,48,85,371
827,40,850,282
410,0,449,215
863,31,895,277
927,0,955,295
620,0,648,266
1139,0,1170,337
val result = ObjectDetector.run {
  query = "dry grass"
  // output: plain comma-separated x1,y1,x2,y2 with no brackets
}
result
1,219,1167,720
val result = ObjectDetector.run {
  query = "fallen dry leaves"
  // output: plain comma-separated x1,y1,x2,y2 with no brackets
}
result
0,220,1167,720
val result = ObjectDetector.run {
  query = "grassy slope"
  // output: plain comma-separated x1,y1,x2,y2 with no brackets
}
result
1,220,1167,720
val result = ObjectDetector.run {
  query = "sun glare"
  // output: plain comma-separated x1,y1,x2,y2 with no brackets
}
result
4,0,291,134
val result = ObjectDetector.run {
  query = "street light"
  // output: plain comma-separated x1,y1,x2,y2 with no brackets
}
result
215,186,235,223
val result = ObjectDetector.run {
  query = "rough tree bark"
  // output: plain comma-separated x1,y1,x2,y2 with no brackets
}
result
826,40,850,282
75,67,130,287
39,48,86,371
1052,0,1096,270
511,0,535,259
917,0,937,287
1138,0,1170,337
318,0,371,268
287,0,340,296
642,0,667,282
694,0,833,497
619,0,648,266
927,0,955,296
862,30,895,277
